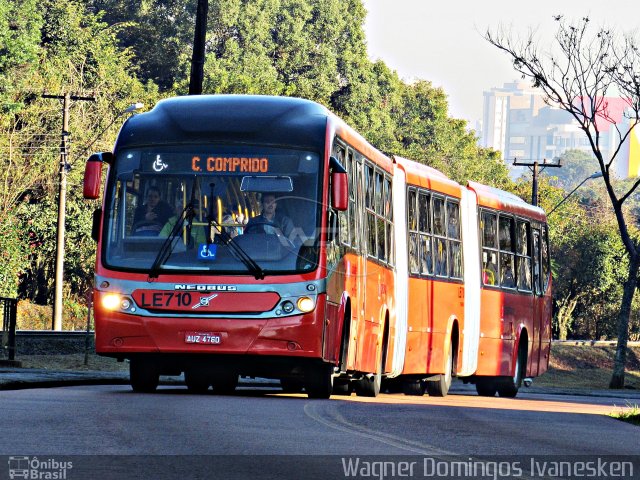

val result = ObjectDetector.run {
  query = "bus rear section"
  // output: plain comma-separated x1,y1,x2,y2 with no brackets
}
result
469,181,552,397
390,159,551,398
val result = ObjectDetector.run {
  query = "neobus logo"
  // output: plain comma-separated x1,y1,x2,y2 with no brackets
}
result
174,284,237,292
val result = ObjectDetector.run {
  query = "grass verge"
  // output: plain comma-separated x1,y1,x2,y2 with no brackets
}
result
533,344,640,390
610,403,640,426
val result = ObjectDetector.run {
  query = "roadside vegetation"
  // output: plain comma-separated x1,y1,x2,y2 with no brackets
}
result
535,344,640,390
610,403,640,426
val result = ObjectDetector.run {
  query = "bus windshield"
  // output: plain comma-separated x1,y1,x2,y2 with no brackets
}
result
103,145,322,275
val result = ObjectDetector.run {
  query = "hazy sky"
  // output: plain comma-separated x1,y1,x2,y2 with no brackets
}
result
363,0,637,125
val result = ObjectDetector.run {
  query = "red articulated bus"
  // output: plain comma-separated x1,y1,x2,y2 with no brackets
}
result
83,94,551,398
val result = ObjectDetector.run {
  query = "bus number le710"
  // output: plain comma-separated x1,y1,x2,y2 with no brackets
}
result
138,292,193,308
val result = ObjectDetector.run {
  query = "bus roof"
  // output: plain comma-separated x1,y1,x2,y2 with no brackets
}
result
329,116,394,173
467,180,547,221
114,95,330,152
393,156,463,197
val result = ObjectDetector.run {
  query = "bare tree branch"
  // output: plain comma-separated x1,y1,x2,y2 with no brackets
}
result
485,15,640,388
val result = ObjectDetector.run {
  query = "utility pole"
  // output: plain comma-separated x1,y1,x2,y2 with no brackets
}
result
43,92,95,331
512,158,562,207
189,0,209,95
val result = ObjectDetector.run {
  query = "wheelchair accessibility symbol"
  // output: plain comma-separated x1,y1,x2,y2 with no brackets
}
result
198,243,217,260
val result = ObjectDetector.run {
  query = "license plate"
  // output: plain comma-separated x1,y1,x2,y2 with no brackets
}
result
184,332,222,344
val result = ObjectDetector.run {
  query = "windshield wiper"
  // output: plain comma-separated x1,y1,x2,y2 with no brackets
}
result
206,182,265,280
148,201,195,279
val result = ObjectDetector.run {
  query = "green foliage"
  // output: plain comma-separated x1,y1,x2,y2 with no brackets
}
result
0,211,28,297
542,149,600,190
16,298,87,330
0,0,156,313
0,0,42,113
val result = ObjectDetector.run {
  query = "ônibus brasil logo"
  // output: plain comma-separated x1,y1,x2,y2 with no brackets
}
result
8,457,72,479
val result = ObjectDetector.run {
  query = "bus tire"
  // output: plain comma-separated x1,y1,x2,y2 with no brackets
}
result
305,364,334,399
497,340,527,398
354,348,383,397
402,380,426,396
354,371,381,397
332,379,353,396
475,378,498,397
425,341,454,397
130,358,159,393
184,368,210,394
211,373,238,395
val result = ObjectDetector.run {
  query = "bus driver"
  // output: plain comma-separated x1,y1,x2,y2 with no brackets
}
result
246,193,294,239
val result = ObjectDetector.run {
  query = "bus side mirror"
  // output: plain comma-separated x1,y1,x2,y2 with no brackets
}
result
83,152,112,199
331,171,348,211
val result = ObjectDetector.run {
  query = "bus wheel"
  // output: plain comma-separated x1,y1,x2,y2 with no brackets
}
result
402,380,426,396
280,378,305,393
305,364,334,399
184,368,210,394
130,358,159,393
354,354,383,397
425,342,454,397
332,379,353,396
497,341,526,398
475,378,498,397
211,373,238,395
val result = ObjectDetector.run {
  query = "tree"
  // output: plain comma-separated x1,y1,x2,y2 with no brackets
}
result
486,16,640,388
87,0,196,91
0,0,155,307
542,149,599,190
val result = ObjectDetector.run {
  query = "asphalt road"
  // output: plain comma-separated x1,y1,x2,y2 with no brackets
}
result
0,385,638,479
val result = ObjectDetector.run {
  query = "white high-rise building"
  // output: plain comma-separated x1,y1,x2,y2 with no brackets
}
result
481,81,637,177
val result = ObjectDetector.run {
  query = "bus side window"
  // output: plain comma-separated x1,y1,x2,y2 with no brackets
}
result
481,210,498,286
347,149,356,247
418,190,432,275
499,215,516,289
407,188,420,274
541,225,550,292
447,200,462,279
532,228,542,295
433,196,447,276
516,220,532,291
365,163,376,258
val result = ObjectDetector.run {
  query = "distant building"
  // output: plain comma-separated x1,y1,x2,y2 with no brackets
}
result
480,82,637,177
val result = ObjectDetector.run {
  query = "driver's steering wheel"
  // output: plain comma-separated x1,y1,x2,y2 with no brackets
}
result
244,218,277,235
131,221,162,236
244,219,296,249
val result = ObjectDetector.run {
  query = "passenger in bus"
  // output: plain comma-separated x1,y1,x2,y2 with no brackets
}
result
434,240,447,276
246,193,294,238
447,213,460,239
132,186,173,235
221,213,241,239
501,263,516,288
159,200,207,245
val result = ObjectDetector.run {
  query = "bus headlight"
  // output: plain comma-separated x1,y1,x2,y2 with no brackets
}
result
297,296,315,313
102,293,121,311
